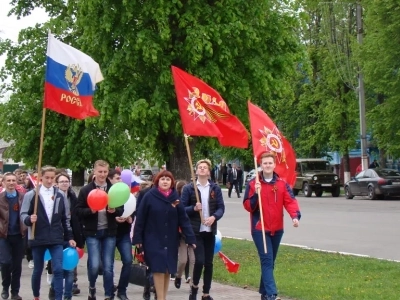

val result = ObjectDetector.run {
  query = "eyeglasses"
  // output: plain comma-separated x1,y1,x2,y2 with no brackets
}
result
58,181,70,184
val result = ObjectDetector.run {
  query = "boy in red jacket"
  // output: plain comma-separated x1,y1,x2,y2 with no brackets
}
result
243,152,301,300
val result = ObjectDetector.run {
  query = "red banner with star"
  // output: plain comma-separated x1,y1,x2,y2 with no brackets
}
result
171,66,248,148
248,101,297,186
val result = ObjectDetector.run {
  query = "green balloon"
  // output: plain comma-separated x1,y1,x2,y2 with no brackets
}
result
108,182,130,208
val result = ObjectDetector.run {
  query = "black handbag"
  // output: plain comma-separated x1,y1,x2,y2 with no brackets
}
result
129,247,148,286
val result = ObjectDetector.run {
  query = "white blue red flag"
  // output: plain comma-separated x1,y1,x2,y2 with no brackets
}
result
44,33,103,119
131,173,143,193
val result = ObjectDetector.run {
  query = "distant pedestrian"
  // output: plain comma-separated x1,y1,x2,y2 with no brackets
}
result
369,159,379,169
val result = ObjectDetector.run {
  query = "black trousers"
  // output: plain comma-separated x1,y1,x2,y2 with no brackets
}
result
228,180,240,197
0,235,24,294
192,232,215,294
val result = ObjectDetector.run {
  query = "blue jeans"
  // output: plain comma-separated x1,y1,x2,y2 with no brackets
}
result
252,230,283,297
116,233,132,295
51,270,74,298
31,245,63,299
86,230,116,297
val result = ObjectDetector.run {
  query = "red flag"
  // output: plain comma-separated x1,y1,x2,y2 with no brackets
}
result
248,101,296,186
218,251,240,273
171,66,248,148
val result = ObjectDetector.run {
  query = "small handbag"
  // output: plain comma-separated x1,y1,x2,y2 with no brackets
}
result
129,247,148,287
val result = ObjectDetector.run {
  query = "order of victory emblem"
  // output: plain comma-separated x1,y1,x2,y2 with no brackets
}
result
65,64,83,96
184,87,229,123
259,126,287,165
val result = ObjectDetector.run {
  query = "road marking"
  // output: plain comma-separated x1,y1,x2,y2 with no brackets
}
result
223,236,400,263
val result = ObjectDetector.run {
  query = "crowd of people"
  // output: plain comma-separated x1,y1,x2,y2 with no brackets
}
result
0,153,301,300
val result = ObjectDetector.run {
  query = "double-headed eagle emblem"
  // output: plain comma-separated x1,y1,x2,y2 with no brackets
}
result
65,64,83,96
184,88,229,123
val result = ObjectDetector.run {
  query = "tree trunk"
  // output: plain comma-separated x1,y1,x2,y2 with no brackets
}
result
72,169,85,186
166,136,196,181
379,148,386,168
342,150,351,184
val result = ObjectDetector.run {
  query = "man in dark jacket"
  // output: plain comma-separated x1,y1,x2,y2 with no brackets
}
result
20,166,76,300
227,163,241,198
108,169,133,300
75,160,124,300
0,173,26,300
181,159,225,300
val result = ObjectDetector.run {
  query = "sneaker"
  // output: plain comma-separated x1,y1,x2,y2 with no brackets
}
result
185,277,191,283
189,286,198,300
174,277,182,289
104,298,114,300
10,295,22,300
72,284,80,295
201,296,214,300
88,287,96,300
48,287,55,300
116,295,129,300
1,290,9,300
46,273,53,285
64,298,71,300
28,261,34,269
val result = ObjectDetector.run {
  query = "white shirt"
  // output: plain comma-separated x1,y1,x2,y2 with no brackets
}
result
197,180,211,233
40,185,55,223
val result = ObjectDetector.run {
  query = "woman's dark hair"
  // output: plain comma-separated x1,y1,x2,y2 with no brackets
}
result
175,180,187,196
55,173,70,183
153,170,175,189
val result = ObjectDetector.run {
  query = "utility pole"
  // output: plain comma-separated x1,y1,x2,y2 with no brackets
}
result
356,0,368,171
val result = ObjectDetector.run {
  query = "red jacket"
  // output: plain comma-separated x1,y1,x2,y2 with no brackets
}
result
243,172,301,235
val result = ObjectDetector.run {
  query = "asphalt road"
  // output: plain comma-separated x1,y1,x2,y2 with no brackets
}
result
218,189,400,261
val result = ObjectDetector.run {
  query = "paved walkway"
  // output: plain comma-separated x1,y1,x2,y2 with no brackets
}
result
16,255,281,300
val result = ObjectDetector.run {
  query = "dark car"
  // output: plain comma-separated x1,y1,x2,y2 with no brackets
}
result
140,169,154,181
344,168,400,200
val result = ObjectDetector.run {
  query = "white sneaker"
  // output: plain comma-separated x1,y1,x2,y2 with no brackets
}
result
28,261,34,269
47,273,53,285
185,277,191,283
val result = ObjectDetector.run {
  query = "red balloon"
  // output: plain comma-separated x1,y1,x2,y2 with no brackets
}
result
76,247,84,259
87,189,108,211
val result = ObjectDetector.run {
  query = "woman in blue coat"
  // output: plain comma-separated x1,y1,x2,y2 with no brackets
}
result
132,170,196,300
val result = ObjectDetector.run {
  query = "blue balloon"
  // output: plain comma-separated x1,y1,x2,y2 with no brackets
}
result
62,248,79,271
214,236,222,255
44,249,51,261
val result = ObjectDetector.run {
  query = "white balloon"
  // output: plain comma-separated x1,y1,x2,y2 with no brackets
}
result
121,193,136,218
216,230,222,240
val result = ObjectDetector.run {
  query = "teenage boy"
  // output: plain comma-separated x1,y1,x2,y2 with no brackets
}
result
20,166,76,300
181,159,225,300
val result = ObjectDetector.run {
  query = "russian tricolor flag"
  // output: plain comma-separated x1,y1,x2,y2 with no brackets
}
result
44,33,103,119
131,173,143,193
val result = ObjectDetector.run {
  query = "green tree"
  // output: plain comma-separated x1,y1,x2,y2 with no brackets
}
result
362,0,400,159
0,2,140,185
74,0,302,179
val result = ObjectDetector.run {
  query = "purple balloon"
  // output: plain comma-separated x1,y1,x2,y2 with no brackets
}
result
121,169,132,186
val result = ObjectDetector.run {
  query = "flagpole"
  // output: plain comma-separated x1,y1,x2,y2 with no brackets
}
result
184,134,204,224
254,156,267,253
30,107,46,239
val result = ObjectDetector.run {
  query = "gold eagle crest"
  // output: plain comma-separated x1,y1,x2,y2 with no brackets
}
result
65,64,83,96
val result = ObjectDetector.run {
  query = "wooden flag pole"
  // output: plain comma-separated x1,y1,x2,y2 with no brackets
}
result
30,108,47,239
184,134,204,224
254,155,267,253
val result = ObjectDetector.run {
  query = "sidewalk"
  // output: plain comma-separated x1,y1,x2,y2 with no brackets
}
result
17,255,273,300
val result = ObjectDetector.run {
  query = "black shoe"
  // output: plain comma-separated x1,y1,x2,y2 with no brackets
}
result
104,298,114,300
174,277,182,289
202,296,214,300
72,284,80,295
189,286,198,300
88,287,96,300
1,290,8,300
116,295,129,300
10,295,21,300
142,288,150,300
48,287,55,300
64,298,72,300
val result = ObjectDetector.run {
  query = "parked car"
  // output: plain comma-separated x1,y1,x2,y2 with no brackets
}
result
344,168,400,200
293,158,341,197
245,168,261,184
140,169,154,181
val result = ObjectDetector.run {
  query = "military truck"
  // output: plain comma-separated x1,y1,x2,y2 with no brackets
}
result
293,158,341,197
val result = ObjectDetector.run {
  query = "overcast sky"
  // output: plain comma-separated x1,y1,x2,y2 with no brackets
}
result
0,3,48,65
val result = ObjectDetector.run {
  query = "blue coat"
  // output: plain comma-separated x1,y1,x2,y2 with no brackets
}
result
132,187,196,274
